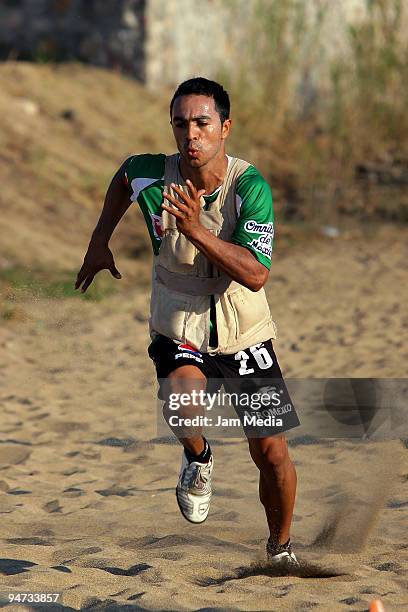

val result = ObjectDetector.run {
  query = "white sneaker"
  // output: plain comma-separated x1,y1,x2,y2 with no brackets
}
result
266,539,300,569
176,451,213,524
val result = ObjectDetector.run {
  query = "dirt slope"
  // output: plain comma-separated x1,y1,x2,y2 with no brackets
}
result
0,62,173,270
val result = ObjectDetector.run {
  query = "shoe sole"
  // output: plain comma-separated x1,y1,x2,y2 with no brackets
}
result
175,487,210,524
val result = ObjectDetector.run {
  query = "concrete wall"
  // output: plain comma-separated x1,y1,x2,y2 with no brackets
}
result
144,0,369,96
144,0,250,88
0,0,389,90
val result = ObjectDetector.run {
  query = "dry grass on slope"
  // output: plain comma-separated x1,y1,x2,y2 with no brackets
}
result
0,62,173,271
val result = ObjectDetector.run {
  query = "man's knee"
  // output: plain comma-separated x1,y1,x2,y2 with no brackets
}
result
161,366,207,432
163,365,206,397
249,436,290,472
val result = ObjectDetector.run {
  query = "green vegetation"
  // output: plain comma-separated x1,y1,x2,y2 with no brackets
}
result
224,0,408,222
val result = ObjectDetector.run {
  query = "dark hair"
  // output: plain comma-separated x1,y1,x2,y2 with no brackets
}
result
170,77,230,124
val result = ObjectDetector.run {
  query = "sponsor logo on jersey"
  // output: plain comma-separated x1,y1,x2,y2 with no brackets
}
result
150,213,163,240
243,221,273,259
175,344,204,363
244,221,274,237
249,238,272,258
177,344,201,356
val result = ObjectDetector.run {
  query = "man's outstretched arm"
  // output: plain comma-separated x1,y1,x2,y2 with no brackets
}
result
75,158,132,293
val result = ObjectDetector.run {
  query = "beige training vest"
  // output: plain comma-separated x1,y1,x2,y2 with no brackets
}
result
149,154,277,354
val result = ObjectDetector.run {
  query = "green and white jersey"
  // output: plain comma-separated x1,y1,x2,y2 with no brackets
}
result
123,153,274,268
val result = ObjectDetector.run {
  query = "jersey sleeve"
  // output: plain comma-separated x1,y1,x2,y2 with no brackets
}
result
231,166,274,269
123,153,166,201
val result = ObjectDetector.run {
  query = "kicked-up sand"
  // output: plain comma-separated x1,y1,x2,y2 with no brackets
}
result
0,225,407,611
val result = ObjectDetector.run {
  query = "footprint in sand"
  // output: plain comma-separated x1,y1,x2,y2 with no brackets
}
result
0,445,31,467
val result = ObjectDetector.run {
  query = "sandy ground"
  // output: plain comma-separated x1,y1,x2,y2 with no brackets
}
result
0,226,407,611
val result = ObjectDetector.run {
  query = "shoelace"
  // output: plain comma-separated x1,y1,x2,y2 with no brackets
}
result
183,463,210,490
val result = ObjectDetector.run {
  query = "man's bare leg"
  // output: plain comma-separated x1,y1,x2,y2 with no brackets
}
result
162,365,207,454
162,365,213,524
248,435,297,546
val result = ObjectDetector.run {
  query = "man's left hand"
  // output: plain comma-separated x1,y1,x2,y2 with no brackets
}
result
162,180,206,238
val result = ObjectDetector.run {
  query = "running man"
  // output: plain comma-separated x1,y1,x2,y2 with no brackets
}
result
75,78,300,568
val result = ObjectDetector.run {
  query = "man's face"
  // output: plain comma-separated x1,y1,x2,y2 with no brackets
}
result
171,94,231,168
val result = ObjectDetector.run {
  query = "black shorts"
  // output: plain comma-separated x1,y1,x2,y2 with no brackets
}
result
148,335,300,436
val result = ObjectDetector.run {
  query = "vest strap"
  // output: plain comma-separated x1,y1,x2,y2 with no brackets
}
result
156,265,239,296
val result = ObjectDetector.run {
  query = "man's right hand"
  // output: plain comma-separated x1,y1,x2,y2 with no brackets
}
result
75,240,122,293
